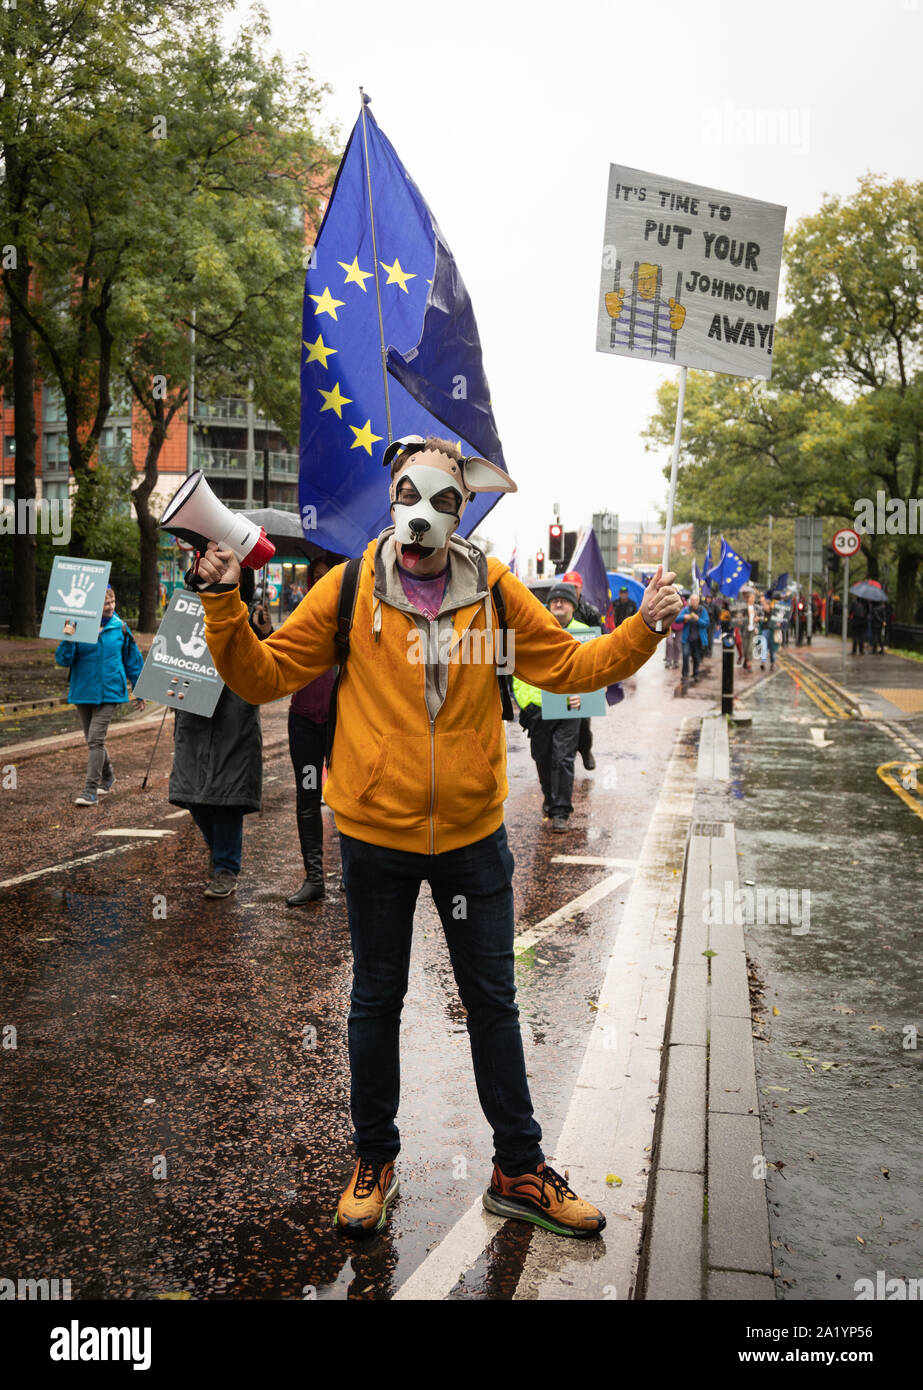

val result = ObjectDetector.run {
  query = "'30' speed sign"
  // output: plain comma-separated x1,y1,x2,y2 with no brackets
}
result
832,528,861,559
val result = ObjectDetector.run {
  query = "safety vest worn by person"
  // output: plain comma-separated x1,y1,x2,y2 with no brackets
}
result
511,617,591,711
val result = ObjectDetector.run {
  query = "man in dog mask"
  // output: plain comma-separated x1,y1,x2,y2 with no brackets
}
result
195,433,682,1241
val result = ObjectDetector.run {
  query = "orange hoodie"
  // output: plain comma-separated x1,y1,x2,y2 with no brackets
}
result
199,531,666,855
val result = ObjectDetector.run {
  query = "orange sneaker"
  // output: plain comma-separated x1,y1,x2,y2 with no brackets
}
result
334,1157,399,1238
482,1160,606,1238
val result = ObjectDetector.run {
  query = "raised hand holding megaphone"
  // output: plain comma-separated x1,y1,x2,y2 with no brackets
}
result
158,471,274,592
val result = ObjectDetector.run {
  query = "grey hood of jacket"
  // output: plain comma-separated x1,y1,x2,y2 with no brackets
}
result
371,528,497,723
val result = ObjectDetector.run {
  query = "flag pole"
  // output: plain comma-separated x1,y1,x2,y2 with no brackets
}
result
657,364,687,632
359,88,394,445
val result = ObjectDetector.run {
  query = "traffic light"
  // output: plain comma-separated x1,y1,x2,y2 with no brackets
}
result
748,559,759,584
824,543,840,574
536,549,545,576
548,523,563,562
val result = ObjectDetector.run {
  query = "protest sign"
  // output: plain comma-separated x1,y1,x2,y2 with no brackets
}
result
133,590,224,717
541,628,608,719
596,164,786,380
40,557,111,643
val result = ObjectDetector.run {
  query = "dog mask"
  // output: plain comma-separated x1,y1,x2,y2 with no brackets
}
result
383,435,517,564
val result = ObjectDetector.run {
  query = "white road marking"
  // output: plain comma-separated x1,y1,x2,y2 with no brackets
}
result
393,715,699,1302
0,844,140,889
514,873,631,956
809,727,834,748
162,810,189,819
94,828,177,838
550,855,639,868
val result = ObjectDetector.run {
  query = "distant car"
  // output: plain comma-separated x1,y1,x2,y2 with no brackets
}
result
525,578,561,604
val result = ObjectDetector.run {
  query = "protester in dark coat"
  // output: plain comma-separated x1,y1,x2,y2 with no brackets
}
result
849,596,868,655
612,585,638,628
562,571,600,771
169,589,267,897
285,554,342,905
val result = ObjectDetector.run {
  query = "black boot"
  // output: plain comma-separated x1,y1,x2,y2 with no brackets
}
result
287,802,325,905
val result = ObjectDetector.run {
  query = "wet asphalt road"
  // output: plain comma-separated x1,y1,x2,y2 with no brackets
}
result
1,647,699,1301
7,636,916,1302
731,661,923,1300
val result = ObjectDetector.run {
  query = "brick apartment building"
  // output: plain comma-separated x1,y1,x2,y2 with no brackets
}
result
615,519,694,573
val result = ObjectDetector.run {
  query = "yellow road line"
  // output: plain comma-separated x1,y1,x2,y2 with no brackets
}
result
777,656,846,719
876,760,923,824
0,702,72,724
777,655,850,719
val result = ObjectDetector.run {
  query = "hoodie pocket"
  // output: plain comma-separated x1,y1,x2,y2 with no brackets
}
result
355,732,432,821
434,729,499,826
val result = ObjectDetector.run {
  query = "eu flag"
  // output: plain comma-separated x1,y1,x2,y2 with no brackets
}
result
706,538,751,598
299,104,508,558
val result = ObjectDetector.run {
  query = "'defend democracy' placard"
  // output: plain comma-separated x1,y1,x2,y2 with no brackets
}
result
596,164,786,380
132,589,224,717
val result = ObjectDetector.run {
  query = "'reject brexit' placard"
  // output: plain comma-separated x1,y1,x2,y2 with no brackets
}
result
596,164,786,380
40,557,111,643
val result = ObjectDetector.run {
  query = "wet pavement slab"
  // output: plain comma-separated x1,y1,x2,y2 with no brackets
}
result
728,669,923,1300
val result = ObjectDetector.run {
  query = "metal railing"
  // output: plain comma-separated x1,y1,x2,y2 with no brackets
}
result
195,449,248,473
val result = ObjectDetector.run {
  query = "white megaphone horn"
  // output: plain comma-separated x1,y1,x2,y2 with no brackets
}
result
159,471,275,589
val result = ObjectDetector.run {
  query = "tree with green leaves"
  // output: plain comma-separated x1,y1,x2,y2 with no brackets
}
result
119,9,334,628
0,0,203,632
2,0,334,631
646,175,923,621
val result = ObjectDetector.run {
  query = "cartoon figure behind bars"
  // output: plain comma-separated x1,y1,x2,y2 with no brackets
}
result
605,261,686,360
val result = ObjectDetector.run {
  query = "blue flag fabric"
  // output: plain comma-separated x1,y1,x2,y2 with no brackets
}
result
693,557,708,588
706,538,751,598
299,107,508,557
772,571,790,595
567,528,612,623
607,571,645,609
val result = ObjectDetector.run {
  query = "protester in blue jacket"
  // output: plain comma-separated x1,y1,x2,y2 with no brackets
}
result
677,594,710,685
55,585,145,805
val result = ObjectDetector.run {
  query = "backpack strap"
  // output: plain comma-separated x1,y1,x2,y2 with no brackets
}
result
325,555,362,771
490,574,515,721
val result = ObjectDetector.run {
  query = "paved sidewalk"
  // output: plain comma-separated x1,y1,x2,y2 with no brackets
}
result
638,711,774,1300
780,634,923,721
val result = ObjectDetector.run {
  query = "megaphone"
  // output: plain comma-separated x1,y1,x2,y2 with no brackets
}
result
159,471,275,591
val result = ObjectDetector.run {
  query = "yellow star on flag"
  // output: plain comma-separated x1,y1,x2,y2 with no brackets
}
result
349,419,383,454
380,257,416,293
303,333,337,368
317,381,352,419
338,256,374,291
308,285,346,319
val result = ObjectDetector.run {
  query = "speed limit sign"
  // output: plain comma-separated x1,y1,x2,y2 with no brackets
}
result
832,528,861,559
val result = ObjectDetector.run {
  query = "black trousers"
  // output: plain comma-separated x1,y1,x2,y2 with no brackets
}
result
529,717,581,818
577,717,593,762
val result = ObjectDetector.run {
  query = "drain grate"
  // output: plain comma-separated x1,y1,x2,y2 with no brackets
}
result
691,822,727,837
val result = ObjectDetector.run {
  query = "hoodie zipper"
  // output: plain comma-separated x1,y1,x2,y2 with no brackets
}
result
426,615,438,855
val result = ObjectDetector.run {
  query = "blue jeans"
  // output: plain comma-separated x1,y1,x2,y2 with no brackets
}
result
187,804,243,875
338,825,544,1174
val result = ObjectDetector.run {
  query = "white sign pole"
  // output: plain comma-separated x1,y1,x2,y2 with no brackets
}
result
657,364,687,632
841,555,849,677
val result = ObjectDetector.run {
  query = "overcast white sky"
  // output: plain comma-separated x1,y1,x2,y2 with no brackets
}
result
236,0,921,564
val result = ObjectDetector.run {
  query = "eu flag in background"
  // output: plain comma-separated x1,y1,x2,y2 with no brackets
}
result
706,538,751,598
300,104,508,558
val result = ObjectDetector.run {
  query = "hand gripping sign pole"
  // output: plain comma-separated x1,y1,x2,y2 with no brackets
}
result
658,365,687,631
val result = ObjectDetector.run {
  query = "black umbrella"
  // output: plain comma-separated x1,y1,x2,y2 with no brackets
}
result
849,580,888,603
242,508,327,561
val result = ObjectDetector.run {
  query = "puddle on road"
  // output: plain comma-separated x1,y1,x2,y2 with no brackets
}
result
731,681,923,1300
